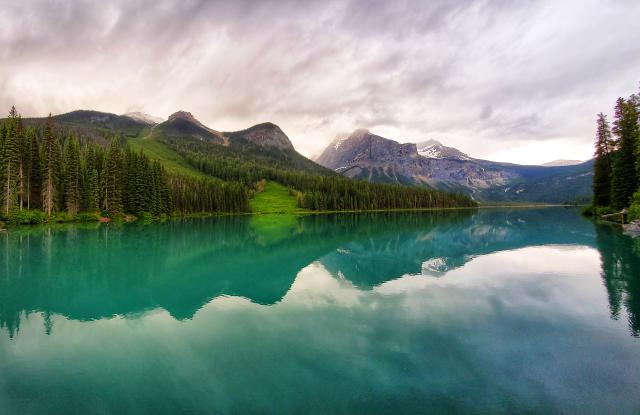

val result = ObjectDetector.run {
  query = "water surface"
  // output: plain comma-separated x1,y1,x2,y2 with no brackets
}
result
1,208,639,414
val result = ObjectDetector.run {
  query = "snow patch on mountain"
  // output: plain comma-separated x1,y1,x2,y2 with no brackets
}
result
334,137,349,150
122,111,163,125
416,139,471,160
541,159,583,167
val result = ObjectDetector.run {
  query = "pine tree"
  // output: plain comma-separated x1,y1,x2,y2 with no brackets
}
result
593,113,613,207
633,88,640,181
16,115,26,211
104,136,123,213
84,145,100,211
2,107,20,216
154,161,171,215
136,151,152,213
122,146,138,213
53,138,64,213
610,98,640,210
63,136,81,215
26,128,42,210
41,114,58,216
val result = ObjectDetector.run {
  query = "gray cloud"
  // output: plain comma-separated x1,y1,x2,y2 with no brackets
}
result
1,0,639,163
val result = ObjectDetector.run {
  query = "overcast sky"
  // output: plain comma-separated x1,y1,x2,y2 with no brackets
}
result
1,0,639,164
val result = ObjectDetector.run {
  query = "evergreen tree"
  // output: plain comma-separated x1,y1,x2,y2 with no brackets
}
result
593,113,613,206
83,145,100,211
122,146,139,213
2,107,20,216
16,115,26,211
26,128,42,209
63,136,81,215
53,138,64,212
633,89,640,180
104,136,123,213
41,114,58,216
136,152,153,213
610,98,640,210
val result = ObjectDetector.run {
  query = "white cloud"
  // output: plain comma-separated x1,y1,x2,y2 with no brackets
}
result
0,0,639,164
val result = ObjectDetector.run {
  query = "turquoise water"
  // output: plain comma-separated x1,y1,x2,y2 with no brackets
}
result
1,208,639,414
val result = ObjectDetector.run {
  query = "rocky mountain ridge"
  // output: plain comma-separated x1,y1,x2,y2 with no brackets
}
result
316,129,593,203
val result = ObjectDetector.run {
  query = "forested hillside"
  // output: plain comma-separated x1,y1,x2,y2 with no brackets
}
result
0,108,476,224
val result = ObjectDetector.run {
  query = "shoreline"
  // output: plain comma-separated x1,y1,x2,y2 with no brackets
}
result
0,204,579,231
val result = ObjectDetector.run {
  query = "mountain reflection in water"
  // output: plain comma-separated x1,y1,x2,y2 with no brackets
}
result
0,208,638,338
1,208,640,414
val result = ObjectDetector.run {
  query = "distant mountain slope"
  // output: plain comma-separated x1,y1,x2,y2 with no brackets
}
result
541,159,583,167
476,160,594,203
19,110,150,146
316,129,593,203
52,110,148,131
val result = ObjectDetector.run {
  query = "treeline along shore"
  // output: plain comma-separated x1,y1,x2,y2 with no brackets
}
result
0,107,476,226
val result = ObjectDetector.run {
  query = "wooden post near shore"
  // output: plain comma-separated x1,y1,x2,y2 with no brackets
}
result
601,209,628,224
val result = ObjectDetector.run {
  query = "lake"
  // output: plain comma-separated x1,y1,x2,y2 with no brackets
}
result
1,208,639,414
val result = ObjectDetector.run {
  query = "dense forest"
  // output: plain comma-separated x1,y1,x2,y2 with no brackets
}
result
0,108,248,224
590,84,640,220
0,107,475,225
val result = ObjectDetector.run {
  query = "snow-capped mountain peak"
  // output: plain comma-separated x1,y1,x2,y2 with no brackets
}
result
122,111,164,125
416,139,470,160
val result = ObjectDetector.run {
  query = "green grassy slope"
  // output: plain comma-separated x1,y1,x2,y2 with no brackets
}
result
250,181,308,214
127,135,308,213
127,134,212,180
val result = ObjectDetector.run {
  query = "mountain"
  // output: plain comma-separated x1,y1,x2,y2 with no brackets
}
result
223,122,294,150
317,129,420,176
542,159,583,167
316,129,593,203
156,113,296,151
155,111,226,144
151,112,327,175
317,129,515,188
19,109,327,176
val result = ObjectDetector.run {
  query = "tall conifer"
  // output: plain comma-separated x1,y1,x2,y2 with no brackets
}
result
63,136,81,215
41,114,58,216
84,145,100,211
3,107,20,216
610,98,639,209
26,128,42,209
104,136,123,213
593,113,613,206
